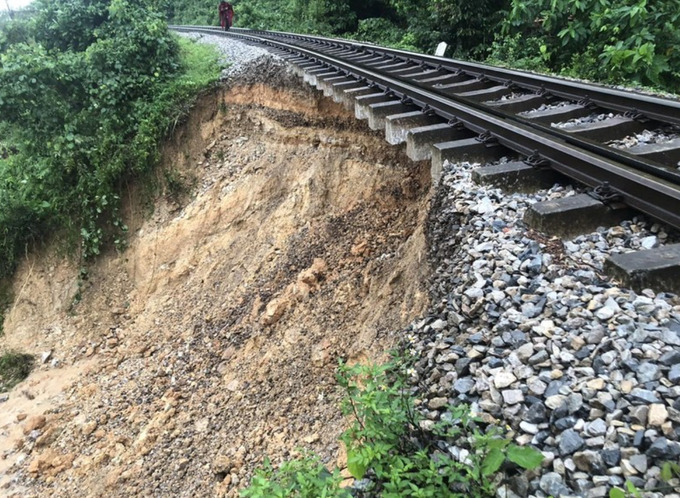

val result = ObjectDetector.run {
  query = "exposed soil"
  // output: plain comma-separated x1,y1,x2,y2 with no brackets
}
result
0,65,431,496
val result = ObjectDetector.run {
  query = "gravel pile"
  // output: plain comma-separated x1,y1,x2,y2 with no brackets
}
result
519,101,574,115
551,112,625,129
175,32,279,80
405,160,680,497
608,129,680,150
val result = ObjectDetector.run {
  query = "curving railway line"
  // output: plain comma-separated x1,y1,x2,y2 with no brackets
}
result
172,25,680,292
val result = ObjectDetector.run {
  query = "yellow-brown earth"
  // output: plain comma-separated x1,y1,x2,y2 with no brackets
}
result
0,67,431,496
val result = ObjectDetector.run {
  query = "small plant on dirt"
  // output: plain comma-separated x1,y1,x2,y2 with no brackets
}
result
0,350,34,392
240,454,349,498
69,266,89,311
163,167,190,198
241,354,543,497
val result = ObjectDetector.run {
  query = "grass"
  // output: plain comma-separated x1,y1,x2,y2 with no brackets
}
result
175,35,225,92
0,350,33,392
157,34,225,133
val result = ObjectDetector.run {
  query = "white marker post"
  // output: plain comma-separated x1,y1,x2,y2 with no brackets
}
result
435,42,447,57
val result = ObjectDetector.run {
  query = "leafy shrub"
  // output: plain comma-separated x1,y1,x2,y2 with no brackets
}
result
241,355,544,497
375,0,509,58
166,0,506,57
0,350,34,392
338,358,543,496
0,16,32,51
497,0,680,91
0,1,221,284
241,454,349,497
350,18,417,51
486,33,550,73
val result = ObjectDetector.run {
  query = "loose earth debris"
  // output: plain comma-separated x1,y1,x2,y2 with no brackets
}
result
0,60,430,497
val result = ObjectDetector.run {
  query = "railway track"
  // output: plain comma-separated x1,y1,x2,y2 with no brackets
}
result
172,25,680,293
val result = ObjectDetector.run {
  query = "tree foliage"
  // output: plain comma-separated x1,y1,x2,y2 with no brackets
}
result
165,0,506,55
166,0,680,92
0,0,220,281
496,0,680,90
383,0,508,56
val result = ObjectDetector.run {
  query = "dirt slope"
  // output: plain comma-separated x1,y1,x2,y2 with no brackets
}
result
0,63,431,497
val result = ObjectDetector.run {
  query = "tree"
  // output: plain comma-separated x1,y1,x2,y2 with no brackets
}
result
0,0,182,276
499,0,680,89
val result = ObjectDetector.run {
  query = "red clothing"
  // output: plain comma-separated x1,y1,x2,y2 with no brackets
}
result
219,2,234,30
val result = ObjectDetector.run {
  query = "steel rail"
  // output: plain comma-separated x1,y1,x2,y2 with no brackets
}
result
184,25,680,127
179,26,680,185
252,30,680,125
224,30,680,184
176,26,680,187
218,27,680,187
172,26,680,230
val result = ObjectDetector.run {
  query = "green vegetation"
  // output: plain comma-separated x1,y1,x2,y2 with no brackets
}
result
241,355,543,497
0,0,222,289
496,0,680,90
0,281,11,336
0,350,34,392
610,461,680,497
167,0,680,93
242,454,349,498
164,0,506,56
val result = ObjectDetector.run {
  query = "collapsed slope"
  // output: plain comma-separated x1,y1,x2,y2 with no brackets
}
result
0,60,430,497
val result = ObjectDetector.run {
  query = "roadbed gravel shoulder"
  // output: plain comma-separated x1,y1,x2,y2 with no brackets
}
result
409,159,680,498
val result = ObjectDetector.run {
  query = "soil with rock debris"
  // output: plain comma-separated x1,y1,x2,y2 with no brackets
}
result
0,55,430,497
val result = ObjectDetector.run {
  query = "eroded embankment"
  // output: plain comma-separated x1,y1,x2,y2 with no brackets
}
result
0,66,431,497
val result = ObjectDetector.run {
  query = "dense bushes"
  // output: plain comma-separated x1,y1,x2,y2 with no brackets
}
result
496,0,680,90
0,0,221,281
165,0,506,55
382,0,508,56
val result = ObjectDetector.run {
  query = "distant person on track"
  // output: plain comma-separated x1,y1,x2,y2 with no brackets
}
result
219,1,234,31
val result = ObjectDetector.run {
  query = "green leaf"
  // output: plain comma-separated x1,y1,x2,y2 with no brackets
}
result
609,488,625,498
486,438,511,450
506,445,544,470
661,461,673,481
625,480,641,497
481,448,505,476
346,450,367,480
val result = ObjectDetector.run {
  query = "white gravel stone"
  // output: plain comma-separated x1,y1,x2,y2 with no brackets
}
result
494,371,518,389
389,149,680,496
174,31,279,79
